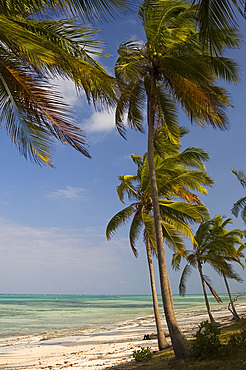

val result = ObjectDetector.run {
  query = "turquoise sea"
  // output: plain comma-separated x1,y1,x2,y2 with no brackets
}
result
0,294,245,339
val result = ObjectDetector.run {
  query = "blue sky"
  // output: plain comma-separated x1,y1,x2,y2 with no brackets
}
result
0,5,246,296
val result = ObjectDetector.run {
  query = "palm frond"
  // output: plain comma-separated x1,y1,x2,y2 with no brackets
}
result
202,26,242,54
195,0,240,50
232,169,246,188
140,0,195,50
203,275,222,303
161,221,184,252
0,61,91,163
159,200,210,224
167,74,231,129
179,263,192,296
222,266,243,282
106,205,135,240
170,188,202,204
116,41,147,81
154,84,180,145
177,147,210,170
139,153,151,193
231,197,246,218
242,206,246,224
142,212,157,252
129,211,143,257
115,78,145,138
205,56,240,84
194,220,214,246
171,252,182,271
63,0,130,21
117,175,139,203
0,0,130,20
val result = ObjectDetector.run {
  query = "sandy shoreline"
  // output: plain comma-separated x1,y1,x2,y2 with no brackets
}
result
0,303,245,370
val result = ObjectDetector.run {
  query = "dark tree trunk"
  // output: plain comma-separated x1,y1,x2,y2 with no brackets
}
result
146,75,188,359
145,238,169,350
223,273,240,320
197,261,216,324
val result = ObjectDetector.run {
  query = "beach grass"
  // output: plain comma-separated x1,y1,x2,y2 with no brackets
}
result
108,318,246,369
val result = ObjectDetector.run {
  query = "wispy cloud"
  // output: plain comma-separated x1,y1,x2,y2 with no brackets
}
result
0,217,142,294
47,186,87,200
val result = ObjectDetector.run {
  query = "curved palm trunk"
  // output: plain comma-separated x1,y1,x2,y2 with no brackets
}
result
223,273,240,320
197,261,216,324
146,75,188,359
146,238,169,350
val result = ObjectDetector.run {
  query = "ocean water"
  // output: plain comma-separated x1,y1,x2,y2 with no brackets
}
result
0,294,245,339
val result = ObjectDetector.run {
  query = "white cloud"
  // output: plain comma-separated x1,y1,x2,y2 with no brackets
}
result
82,110,116,133
47,186,87,200
51,77,84,107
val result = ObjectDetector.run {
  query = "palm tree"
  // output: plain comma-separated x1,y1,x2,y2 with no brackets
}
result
114,0,239,358
173,220,221,325
232,169,246,223
107,131,212,352
208,215,245,320
0,0,130,165
173,215,245,323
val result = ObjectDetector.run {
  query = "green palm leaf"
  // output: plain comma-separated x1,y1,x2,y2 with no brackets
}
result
176,147,210,170
117,175,139,203
171,252,182,271
106,205,135,240
179,263,192,296
195,0,244,52
161,221,184,253
129,211,143,257
0,0,130,21
159,200,209,224
142,212,157,251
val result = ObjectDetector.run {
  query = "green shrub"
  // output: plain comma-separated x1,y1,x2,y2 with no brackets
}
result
191,320,224,360
228,328,246,348
132,347,153,362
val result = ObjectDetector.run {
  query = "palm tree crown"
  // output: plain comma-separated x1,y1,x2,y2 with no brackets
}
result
107,130,212,256
115,0,240,140
0,0,127,165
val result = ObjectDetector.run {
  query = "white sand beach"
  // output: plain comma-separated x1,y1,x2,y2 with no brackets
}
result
0,303,245,370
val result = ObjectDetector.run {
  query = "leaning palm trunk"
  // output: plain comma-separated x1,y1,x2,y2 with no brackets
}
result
197,261,216,324
146,238,169,350
223,273,240,320
146,76,188,359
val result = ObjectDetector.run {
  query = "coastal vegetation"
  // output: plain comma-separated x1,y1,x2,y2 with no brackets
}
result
110,318,246,369
173,215,245,324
